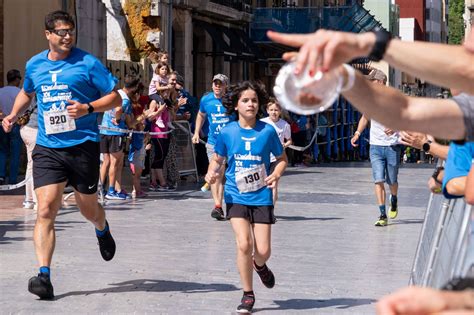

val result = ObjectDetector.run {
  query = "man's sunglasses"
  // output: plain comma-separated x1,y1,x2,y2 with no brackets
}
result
49,28,75,37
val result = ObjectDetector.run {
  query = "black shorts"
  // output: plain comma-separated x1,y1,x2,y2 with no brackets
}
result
226,203,276,224
100,134,126,153
32,141,100,194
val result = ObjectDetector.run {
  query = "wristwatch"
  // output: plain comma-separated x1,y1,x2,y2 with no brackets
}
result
422,140,433,153
368,28,392,62
86,103,94,114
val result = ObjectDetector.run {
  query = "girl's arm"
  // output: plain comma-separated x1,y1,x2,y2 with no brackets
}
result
265,152,288,188
205,154,226,184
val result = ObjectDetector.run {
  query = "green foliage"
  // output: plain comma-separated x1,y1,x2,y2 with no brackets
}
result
448,0,465,44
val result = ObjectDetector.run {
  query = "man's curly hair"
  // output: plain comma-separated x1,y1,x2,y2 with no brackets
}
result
222,81,269,119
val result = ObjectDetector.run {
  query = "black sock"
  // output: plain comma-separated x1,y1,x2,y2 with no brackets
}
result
243,290,254,297
391,195,398,207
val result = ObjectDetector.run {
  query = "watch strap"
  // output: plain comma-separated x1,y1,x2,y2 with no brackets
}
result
368,28,392,62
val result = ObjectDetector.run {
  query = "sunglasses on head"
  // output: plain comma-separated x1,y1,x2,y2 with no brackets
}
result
49,28,75,37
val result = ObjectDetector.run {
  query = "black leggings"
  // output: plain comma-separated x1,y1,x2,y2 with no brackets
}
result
151,138,170,169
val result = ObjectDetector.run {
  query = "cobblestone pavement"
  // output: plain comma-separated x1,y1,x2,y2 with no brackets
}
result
0,162,433,314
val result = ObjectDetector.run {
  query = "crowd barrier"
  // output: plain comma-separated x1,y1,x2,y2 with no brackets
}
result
410,188,474,289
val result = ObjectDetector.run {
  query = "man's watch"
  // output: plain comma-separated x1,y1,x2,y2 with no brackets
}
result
86,103,94,114
422,140,433,153
368,28,392,62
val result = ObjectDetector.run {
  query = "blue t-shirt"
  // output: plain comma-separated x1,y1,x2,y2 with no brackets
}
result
100,89,132,136
23,48,117,148
442,142,474,198
199,92,234,145
214,121,283,206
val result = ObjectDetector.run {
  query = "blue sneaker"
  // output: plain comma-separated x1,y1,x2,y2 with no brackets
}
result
105,191,126,200
117,190,131,199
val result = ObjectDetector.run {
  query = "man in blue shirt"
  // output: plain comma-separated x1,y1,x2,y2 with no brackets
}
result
99,75,141,200
1,11,121,300
192,73,234,220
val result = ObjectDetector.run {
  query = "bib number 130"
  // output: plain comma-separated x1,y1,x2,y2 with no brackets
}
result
243,172,260,184
236,164,267,193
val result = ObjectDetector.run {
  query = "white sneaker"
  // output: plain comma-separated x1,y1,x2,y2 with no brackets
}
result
23,201,35,209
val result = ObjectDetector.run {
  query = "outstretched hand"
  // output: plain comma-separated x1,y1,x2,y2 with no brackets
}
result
267,30,374,75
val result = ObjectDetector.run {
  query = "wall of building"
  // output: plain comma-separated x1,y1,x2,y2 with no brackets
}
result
425,0,443,42
395,0,425,40
2,0,63,85
465,0,474,38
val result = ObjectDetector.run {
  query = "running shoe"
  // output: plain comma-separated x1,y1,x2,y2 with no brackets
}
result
236,294,255,313
23,201,35,209
148,184,158,191
105,191,126,200
389,204,398,219
211,207,225,221
28,273,54,300
97,221,116,261
156,185,175,192
0,177,5,185
253,260,275,289
375,215,388,227
118,190,132,199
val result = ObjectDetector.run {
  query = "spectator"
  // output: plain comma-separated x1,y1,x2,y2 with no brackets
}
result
0,69,23,184
441,142,474,199
376,286,474,315
267,28,474,141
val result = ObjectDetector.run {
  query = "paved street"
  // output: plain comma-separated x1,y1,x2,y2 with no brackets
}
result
0,162,433,314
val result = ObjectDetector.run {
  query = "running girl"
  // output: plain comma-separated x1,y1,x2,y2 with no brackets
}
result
205,81,287,313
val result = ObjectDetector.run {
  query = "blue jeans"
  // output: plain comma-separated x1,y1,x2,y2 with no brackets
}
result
369,145,401,185
0,124,22,184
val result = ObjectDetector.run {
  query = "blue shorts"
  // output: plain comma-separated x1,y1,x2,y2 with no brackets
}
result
369,145,401,185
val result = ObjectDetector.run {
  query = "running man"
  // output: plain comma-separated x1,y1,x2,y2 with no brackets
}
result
206,81,287,313
351,69,401,227
2,10,121,299
192,74,234,220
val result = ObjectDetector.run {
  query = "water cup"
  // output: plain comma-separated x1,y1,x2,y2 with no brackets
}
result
273,61,343,115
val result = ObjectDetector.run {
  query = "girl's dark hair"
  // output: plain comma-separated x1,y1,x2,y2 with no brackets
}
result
154,61,170,75
124,75,144,95
223,81,269,119
45,10,75,30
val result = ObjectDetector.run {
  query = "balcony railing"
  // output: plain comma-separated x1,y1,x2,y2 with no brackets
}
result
250,5,382,42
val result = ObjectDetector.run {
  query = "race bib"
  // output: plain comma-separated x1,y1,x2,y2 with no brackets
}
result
235,164,267,193
44,109,76,135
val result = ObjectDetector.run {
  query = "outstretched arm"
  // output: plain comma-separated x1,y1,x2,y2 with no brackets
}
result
340,68,465,140
267,27,474,94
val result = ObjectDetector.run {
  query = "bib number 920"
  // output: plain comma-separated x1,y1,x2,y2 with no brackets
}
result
244,172,260,184
50,115,67,125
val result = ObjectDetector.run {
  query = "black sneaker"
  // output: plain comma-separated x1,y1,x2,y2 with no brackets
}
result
236,294,255,313
28,273,54,300
253,260,275,289
211,207,225,221
97,221,116,261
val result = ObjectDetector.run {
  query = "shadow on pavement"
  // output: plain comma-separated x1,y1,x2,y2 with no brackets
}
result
0,220,83,244
255,297,376,312
389,219,424,225
54,278,239,300
276,215,342,222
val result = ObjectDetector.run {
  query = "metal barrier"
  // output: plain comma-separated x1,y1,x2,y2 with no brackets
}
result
410,193,474,288
172,121,198,180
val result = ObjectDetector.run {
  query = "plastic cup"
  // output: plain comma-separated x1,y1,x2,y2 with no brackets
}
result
274,61,343,115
